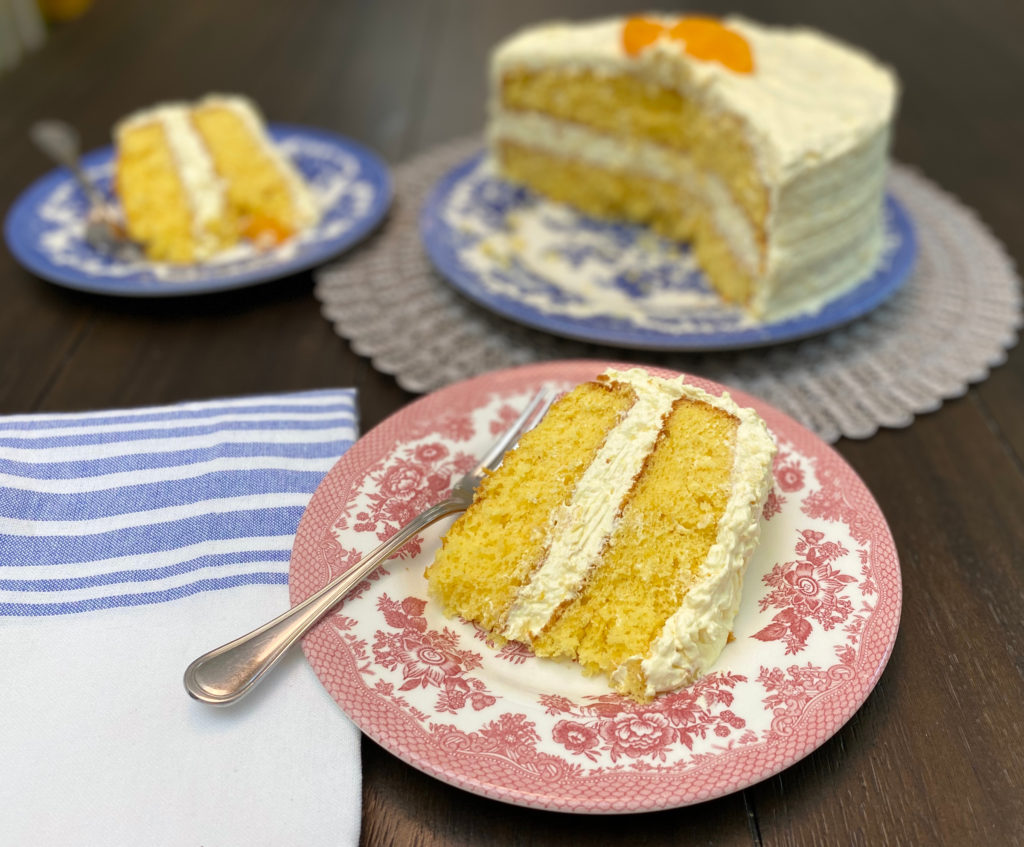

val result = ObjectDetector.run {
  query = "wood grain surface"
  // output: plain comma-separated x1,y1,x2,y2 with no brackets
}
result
1,1,1021,844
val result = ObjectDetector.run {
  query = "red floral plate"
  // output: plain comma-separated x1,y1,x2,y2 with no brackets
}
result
290,361,901,812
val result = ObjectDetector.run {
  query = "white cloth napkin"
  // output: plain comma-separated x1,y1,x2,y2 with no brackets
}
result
0,390,362,846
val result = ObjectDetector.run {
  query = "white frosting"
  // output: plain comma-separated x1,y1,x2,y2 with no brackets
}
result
502,368,776,699
489,109,693,185
503,371,684,641
116,104,227,259
488,15,898,320
197,94,320,227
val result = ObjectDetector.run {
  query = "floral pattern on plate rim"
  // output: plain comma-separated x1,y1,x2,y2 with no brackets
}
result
291,361,900,812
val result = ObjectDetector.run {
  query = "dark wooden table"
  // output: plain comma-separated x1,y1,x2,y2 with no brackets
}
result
2,1,1022,844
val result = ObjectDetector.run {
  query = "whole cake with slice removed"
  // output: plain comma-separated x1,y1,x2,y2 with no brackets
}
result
487,15,899,321
425,368,776,702
114,94,319,263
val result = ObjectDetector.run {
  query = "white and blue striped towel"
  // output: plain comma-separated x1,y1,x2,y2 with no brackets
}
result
0,389,362,847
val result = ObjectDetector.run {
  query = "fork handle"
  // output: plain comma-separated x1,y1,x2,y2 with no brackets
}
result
29,120,104,207
183,498,465,705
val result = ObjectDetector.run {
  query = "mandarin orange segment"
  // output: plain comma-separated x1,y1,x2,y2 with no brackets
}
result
669,16,754,73
241,213,294,247
622,16,666,57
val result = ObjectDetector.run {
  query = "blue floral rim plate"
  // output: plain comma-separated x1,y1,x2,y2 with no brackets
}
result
4,125,392,297
420,152,917,351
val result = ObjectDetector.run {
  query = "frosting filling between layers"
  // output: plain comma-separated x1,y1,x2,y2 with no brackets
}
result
503,373,685,641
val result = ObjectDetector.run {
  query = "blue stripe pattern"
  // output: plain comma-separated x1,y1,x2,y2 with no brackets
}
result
0,389,357,617
1,470,332,520
0,440,348,479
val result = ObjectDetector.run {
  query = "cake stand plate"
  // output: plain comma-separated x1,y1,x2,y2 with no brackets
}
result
291,360,901,812
4,125,392,297
420,152,917,351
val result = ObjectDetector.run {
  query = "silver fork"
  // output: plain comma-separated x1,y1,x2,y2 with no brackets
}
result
184,388,554,706
29,119,144,262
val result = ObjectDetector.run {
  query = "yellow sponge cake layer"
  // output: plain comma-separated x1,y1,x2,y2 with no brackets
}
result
427,379,635,633
116,122,196,263
426,369,776,701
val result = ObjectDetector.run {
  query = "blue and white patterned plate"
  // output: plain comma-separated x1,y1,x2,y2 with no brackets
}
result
4,125,392,297
421,152,917,351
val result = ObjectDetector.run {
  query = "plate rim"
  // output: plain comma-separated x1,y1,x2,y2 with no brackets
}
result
3,123,393,298
419,151,918,351
290,360,903,812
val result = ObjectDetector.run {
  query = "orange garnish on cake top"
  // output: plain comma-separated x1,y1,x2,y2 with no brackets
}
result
669,17,755,73
622,15,754,73
622,16,666,57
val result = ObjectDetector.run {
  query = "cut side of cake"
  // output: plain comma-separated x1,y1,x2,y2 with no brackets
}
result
488,15,899,321
425,368,776,702
114,95,319,263
114,104,234,264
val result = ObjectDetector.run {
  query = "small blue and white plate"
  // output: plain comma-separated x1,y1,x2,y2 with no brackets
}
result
421,152,916,351
4,125,392,297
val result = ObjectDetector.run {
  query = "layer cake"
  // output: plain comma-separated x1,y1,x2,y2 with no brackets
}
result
488,16,899,320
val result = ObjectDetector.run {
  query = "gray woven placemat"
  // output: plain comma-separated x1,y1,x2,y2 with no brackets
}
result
315,137,1021,442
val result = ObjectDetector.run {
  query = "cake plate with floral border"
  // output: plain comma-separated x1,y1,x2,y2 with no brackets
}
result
290,360,901,812
420,152,917,351
4,125,392,297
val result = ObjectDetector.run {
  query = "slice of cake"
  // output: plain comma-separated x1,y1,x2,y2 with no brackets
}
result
488,15,899,320
114,94,319,263
425,368,776,702
114,104,235,264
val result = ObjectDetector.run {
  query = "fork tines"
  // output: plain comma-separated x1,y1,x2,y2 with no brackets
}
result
476,388,555,474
